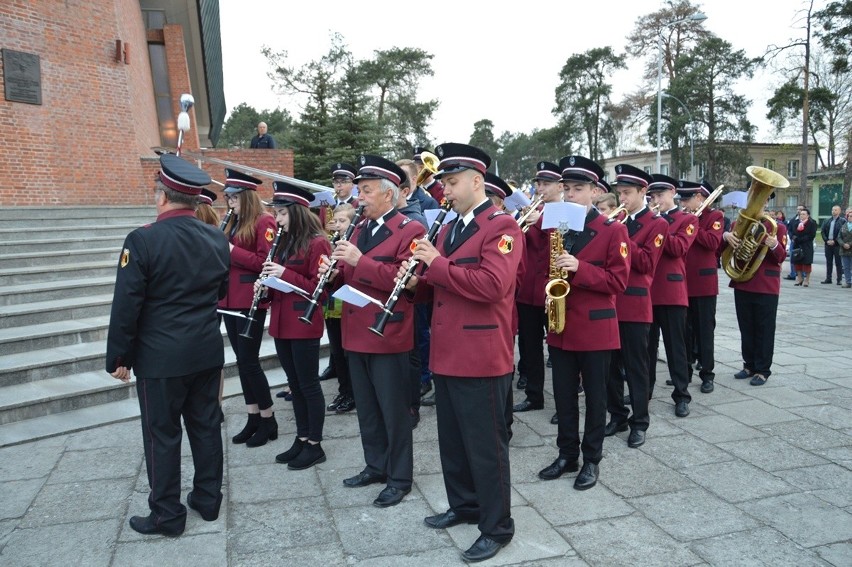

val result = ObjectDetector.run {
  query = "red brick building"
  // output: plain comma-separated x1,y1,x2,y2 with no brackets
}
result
0,0,292,206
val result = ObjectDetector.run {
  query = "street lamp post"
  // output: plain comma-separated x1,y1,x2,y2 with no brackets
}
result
656,12,707,174
662,92,694,180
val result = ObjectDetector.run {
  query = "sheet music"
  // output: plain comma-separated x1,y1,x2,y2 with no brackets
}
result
263,277,309,297
332,284,383,308
542,202,586,232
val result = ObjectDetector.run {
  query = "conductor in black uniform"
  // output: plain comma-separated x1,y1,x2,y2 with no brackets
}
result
106,154,230,536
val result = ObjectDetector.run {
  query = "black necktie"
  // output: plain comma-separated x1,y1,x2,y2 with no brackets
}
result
451,220,465,244
367,220,378,236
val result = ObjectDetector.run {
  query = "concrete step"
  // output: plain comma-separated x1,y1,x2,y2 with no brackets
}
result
0,361,315,447
0,316,110,354
0,207,155,228
0,235,127,255
0,294,114,329
0,261,116,286
0,224,141,242
0,247,119,269
0,277,116,306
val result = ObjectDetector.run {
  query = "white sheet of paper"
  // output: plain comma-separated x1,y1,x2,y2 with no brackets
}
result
309,190,336,207
217,309,247,319
541,202,586,232
332,284,383,308
424,208,457,226
504,190,530,212
263,277,309,297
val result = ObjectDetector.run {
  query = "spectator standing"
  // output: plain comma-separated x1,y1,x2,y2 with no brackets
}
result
820,205,844,285
249,122,277,149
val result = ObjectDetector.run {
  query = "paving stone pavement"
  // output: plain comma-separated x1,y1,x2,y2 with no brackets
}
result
1,260,851,566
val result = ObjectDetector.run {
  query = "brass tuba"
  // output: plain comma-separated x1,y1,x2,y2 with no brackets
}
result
416,151,440,187
545,230,570,333
721,166,789,282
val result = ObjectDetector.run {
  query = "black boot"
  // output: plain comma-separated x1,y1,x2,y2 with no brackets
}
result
275,437,306,464
246,414,278,447
232,413,260,444
288,442,326,470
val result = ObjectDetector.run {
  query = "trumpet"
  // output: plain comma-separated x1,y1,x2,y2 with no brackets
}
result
607,204,629,223
299,205,365,324
518,195,544,233
416,151,439,188
693,185,725,217
239,226,285,339
370,200,453,337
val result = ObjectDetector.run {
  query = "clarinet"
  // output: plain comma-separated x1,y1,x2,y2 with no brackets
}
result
239,226,285,339
299,205,365,324
369,200,452,337
219,208,233,231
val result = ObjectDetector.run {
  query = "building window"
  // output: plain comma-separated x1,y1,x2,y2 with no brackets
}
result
788,160,799,178
764,159,775,170
697,163,706,179
643,166,652,175
148,43,177,147
786,195,797,207
142,9,166,30
660,164,669,176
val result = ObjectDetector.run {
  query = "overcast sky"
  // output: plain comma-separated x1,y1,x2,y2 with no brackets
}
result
219,0,824,151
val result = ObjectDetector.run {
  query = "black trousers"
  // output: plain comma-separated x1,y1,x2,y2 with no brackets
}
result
734,290,778,378
325,317,352,397
416,303,432,384
224,309,272,410
687,295,717,383
825,243,843,281
517,303,546,406
137,367,223,530
348,351,413,490
550,347,609,464
649,305,691,404
275,337,324,442
607,322,650,430
434,372,514,544
409,320,423,409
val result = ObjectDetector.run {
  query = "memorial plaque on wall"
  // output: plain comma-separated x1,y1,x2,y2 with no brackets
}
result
2,49,42,105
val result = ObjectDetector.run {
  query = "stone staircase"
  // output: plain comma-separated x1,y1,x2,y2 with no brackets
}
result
0,207,326,447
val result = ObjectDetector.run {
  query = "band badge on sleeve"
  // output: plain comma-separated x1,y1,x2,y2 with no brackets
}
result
409,239,418,253
619,242,628,259
654,234,664,248
782,234,788,247
265,228,275,242
120,248,130,268
712,220,722,231
686,224,695,236
497,234,514,254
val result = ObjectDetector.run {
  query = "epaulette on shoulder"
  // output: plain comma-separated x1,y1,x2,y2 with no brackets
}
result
399,217,412,227
143,223,152,228
488,210,509,220
604,218,617,226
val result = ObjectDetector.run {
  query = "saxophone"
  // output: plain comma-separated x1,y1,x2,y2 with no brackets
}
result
544,230,570,333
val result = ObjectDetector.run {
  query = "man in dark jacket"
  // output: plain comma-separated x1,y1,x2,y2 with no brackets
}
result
106,154,230,536
249,121,276,149
821,205,844,284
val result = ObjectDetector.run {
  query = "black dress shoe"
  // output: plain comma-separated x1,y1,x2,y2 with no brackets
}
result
700,380,714,393
550,412,559,425
128,514,184,537
187,491,219,521
275,388,293,400
516,375,528,390
538,456,579,480
343,471,386,488
421,392,436,406
288,442,327,470
424,509,478,529
627,429,646,448
319,366,336,380
573,462,599,490
623,394,632,406
784,274,796,280
820,279,832,284
335,395,356,413
734,369,753,380
666,379,674,386
512,399,543,412
326,393,345,412
675,401,690,417
420,381,433,397
373,486,410,508
275,437,305,464
462,535,506,562
546,356,552,368
604,420,628,437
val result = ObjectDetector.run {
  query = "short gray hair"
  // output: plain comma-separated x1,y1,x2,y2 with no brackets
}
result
379,178,400,204
154,180,198,208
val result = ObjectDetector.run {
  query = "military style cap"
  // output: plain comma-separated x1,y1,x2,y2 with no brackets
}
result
700,179,715,197
532,161,562,182
354,155,407,187
615,164,653,188
413,146,429,163
158,154,211,196
198,188,218,205
559,155,604,183
223,168,262,194
331,162,357,180
433,143,491,179
647,173,679,193
269,181,312,208
597,178,613,193
484,172,513,200
676,179,704,199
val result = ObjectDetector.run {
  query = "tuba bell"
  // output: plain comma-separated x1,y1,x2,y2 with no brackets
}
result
545,230,570,333
721,166,789,282
415,151,440,187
